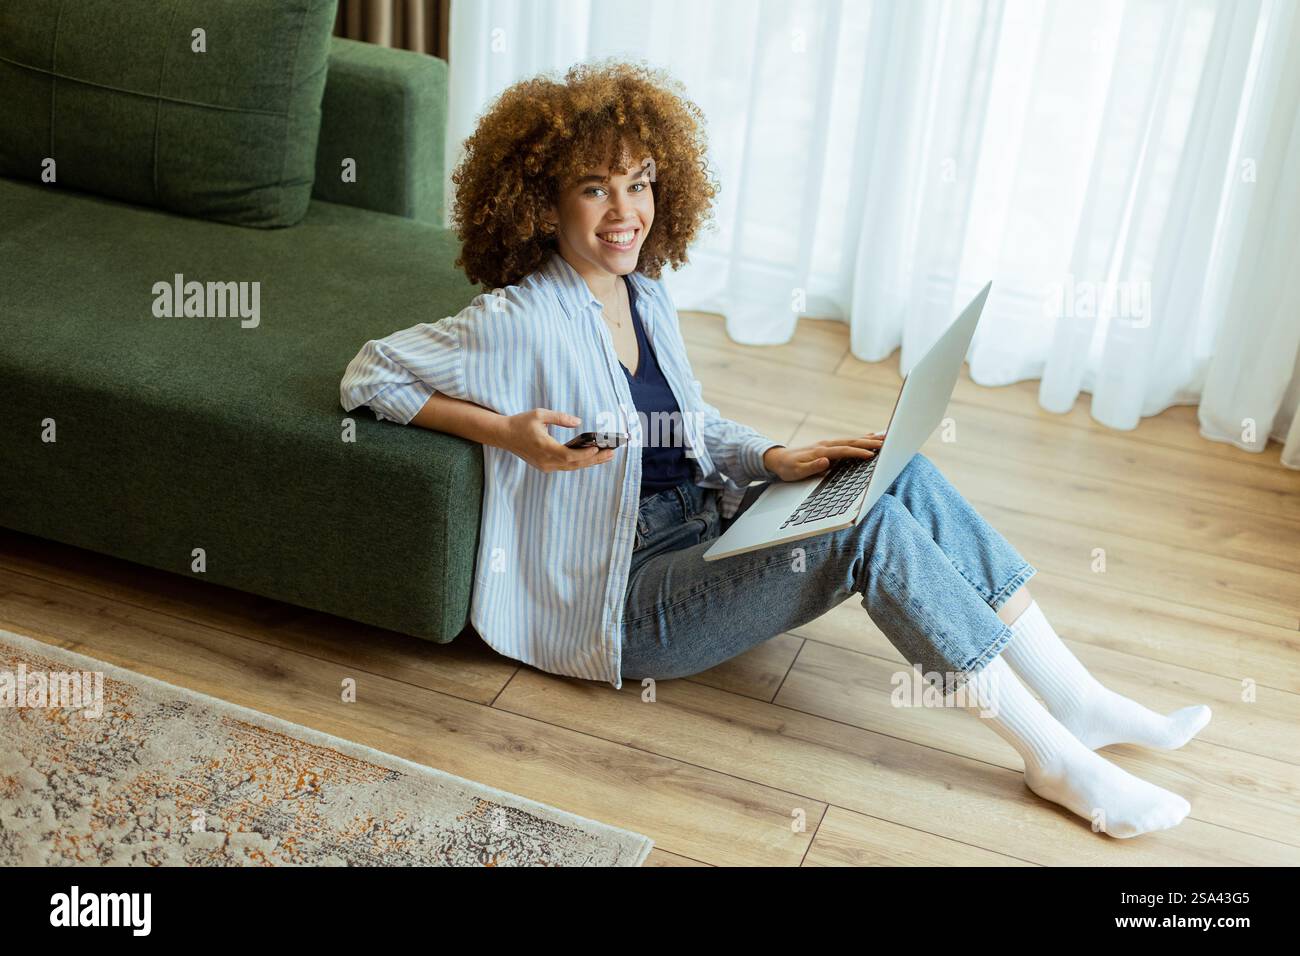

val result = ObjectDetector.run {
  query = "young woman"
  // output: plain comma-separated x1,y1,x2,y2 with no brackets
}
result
341,60,1212,838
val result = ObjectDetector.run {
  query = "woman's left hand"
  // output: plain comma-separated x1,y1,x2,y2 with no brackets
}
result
762,431,885,482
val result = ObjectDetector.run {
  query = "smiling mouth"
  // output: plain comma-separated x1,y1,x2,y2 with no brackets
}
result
596,227,639,251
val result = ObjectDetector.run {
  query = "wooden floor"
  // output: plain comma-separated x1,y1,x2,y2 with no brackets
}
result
3,310,1298,866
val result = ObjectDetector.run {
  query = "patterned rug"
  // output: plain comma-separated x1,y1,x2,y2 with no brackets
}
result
0,628,652,866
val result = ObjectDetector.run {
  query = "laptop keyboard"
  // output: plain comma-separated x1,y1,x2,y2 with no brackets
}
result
780,456,877,529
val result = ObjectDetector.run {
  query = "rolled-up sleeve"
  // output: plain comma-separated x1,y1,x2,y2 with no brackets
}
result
340,290,527,424
691,378,784,484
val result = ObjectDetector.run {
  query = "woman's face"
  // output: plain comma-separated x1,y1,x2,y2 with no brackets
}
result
548,153,655,277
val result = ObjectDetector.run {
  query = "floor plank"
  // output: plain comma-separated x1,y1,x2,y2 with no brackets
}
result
803,806,1037,866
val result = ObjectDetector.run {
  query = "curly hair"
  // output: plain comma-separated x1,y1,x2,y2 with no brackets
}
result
450,58,720,290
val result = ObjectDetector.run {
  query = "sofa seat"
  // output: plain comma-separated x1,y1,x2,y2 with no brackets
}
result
0,176,483,643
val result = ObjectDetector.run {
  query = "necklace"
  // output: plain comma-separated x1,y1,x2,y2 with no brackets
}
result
601,281,627,329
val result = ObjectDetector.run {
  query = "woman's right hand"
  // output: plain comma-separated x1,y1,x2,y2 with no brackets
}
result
500,408,617,473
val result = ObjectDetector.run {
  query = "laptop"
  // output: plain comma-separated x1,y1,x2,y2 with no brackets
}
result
702,281,991,561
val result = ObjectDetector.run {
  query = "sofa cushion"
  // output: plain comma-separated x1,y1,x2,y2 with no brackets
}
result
312,38,449,225
0,0,337,228
0,177,484,642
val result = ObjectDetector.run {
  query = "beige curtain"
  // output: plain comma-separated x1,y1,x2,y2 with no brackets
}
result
334,0,450,59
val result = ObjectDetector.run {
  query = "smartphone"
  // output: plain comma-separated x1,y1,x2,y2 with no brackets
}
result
564,431,629,449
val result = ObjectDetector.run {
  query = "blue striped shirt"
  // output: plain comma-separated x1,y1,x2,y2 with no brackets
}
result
339,249,782,688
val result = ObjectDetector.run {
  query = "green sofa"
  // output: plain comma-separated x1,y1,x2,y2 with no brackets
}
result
0,37,485,645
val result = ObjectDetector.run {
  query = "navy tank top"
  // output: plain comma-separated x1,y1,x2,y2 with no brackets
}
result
619,275,695,497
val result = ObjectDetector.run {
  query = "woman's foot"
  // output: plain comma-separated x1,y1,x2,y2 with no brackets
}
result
1000,599,1213,751
963,656,1193,838
1053,693,1212,752
1024,735,1192,838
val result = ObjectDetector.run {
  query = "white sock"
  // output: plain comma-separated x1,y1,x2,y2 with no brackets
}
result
1000,600,1211,751
961,656,1192,838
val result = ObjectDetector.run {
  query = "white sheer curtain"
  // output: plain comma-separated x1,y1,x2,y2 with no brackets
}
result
447,0,1300,467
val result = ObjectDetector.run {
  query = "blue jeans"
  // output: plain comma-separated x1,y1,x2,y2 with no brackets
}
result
621,452,1037,695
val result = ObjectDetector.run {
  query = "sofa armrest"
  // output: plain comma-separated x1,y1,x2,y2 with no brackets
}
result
312,37,447,225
